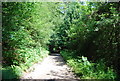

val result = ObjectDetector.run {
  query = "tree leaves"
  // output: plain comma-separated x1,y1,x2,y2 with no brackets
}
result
2,2,57,65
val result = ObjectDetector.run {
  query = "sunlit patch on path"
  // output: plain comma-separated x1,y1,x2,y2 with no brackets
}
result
21,53,78,79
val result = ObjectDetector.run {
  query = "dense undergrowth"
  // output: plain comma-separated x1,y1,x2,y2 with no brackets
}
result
49,2,120,79
2,2,59,79
2,48,48,79
2,49,48,79
61,50,117,79
2,2,120,79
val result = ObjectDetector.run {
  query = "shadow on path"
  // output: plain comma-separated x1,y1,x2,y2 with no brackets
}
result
21,53,78,79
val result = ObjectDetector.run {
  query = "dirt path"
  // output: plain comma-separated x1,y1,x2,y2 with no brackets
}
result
21,53,78,79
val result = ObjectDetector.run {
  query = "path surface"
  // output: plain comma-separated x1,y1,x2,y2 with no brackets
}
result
21,53,78,79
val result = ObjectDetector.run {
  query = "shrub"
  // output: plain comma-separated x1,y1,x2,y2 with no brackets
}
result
60,50,117,79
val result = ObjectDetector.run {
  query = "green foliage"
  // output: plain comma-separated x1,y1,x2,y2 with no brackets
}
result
2,2,58,79
2,2,119,79
2,49,48,79
49,2,119,77
61,50,117,79
2,2,56,65
2,65,22,79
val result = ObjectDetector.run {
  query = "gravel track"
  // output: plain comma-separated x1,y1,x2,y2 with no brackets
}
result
21,53,78,79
